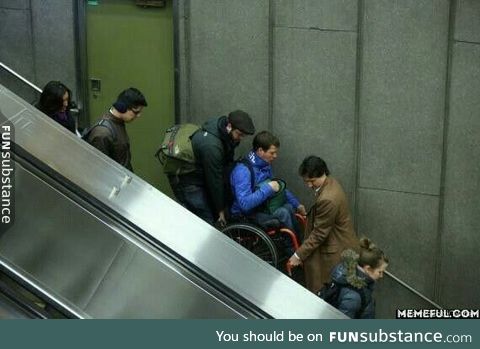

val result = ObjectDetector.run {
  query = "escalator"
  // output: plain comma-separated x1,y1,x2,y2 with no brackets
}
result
0,81,345,319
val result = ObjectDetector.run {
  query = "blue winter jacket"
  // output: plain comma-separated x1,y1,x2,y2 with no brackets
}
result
230,150,300,216
330,255,376,319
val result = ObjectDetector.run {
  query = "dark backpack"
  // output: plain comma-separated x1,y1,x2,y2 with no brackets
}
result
155,123,200,176
81,118,117,142
318,281,366,318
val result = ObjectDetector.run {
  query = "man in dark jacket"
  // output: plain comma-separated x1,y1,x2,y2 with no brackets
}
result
169,110,255,226
85,87,147,171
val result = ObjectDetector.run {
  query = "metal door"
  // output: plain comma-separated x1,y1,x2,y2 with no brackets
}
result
86,0,174,195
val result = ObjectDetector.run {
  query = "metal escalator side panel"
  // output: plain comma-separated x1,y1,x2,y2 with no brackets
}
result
1,160,250,318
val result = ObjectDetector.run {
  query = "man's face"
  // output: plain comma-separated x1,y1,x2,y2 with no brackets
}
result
257,145,278,164
123,106,143,123
230,129,246,143
302,176,325,190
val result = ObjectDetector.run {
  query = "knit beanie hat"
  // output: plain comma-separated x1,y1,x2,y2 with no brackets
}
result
228,110,255,135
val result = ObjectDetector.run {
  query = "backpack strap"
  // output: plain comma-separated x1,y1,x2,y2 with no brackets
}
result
82,118,117,142
190,127,201,140
237,157,255,192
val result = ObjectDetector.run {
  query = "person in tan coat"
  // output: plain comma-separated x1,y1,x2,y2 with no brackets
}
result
288,156,359,294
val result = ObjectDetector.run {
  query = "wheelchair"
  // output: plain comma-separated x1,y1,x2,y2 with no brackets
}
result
221,214,306,270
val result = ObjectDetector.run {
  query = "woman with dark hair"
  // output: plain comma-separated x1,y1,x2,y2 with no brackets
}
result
288,155,359,293
330,238,389,318
37,81,76,133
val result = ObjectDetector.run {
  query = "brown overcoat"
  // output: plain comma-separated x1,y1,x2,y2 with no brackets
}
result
296,176,359,294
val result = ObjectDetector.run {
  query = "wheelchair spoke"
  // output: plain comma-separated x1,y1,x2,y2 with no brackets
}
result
222,223,279,267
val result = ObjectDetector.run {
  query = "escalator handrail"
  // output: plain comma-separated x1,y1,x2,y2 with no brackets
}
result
0,61,43,93
0,258,89,319
385,271,443,310
0,277,50,319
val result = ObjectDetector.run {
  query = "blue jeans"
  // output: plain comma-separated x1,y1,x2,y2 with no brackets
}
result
255,203,295,229
255,203,301,253
169,177,214,225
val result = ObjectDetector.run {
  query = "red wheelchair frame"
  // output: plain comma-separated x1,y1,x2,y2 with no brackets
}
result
221,213,306,271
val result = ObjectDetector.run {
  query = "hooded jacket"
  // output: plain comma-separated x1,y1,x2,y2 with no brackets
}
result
330,250,376,319
187,116,238,214
230,150,300,216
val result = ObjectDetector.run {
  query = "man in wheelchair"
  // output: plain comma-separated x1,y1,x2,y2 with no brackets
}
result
229,131,307,250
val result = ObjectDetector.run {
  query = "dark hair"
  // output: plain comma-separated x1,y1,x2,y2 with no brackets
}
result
37,81,71,116
252,131,280,151
358,237,389,269
113,87,148,112
298,155,330,178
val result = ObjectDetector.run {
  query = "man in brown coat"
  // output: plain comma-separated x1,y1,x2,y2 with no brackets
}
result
288,156,359,294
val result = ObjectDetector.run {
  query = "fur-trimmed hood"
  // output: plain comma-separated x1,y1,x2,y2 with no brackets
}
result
331,249,374,289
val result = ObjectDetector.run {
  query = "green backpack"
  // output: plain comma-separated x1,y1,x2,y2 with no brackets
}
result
155,123,200,176
256,178,288,214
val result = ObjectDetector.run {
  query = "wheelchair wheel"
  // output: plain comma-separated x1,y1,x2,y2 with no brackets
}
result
222,223,279,268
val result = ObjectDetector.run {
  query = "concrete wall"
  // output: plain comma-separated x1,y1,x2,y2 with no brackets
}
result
177,0,270,155
177,0,480,317
273,0,358,203
356,0,450,315
440,0,480,308
0,0,77,104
